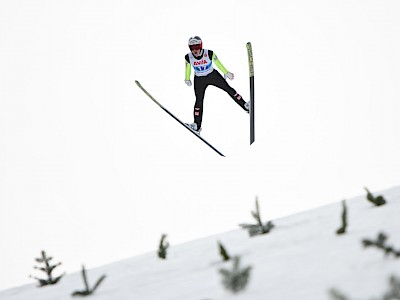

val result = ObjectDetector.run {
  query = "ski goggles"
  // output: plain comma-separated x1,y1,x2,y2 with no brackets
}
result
189,44,202,50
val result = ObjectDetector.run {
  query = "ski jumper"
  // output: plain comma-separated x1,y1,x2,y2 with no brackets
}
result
185,49,247,130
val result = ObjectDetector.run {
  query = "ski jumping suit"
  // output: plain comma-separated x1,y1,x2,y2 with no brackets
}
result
185,49,248,130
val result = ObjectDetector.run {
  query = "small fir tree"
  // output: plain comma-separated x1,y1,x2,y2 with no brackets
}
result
218,241,231,262
328,288,349,300
219,256,252,293
336,200,348,235
29,250,65,287
71,265,106,297
158,234,169,259
239,197,274,237
382,275,400,300
365,187,386,206
329,275,400,300
362,232,400,258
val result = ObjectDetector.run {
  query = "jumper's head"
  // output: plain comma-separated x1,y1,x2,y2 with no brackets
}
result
188,36,202,51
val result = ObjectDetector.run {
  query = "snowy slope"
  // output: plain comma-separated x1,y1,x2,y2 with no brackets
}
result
1,187,400,300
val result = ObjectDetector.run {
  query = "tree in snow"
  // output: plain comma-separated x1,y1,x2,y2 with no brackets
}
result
218,241,231,262
158,234,169,259
365,187,387,207
329,275,400,300
328,288,349,300
29,250,65,287
381,275,400,300
362,232,400,258
71,265,106,297
239,197,274,237
336,200,348,235
219,256,252,293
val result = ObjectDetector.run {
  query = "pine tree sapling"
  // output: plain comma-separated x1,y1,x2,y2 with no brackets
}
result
328,288,350,300
158,234,169,259
218,241,231,262
336,200,348,235
362,232,400,258
239,197,274,237
29,250,65,287
382,275,400,300
329,275,400,300
365,187,387,206
71,265,106,297
219,256,252,293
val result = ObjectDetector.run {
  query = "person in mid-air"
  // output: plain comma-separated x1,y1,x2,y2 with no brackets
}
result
184,36,249,134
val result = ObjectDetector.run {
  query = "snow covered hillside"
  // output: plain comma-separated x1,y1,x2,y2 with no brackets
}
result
1,186,400,300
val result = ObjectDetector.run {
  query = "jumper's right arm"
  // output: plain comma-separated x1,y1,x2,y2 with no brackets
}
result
185,61,191,81
185,55,191,81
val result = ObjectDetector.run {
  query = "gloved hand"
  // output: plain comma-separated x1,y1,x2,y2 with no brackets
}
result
224,72,234,80
185,80,192,86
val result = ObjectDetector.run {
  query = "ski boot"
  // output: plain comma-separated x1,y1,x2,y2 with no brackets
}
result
185,122,202,135
244,101,250,113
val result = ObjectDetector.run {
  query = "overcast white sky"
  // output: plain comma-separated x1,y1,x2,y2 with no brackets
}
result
1,0,399,291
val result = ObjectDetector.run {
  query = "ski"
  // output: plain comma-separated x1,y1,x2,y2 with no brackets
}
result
135,80,225,157
246,42,255,145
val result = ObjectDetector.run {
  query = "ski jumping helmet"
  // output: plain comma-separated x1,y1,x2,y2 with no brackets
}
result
188,36,202,50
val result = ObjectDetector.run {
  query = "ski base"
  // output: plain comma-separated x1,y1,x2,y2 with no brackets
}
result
135,80,225,157
247,42,255,145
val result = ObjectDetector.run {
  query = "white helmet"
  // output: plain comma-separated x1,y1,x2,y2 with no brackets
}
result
188,36,202,50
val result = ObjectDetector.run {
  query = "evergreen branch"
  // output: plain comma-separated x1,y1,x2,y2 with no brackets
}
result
91,275,107,293
71,265,106,297
219,256,252,293
328,288,350,300
362,232,400,258
365,187,386,206
239,221,274,237
218,241,231,261
382,275,400,300
158,234,169,259
48,262,61,274
50,274,64,285
239,198,274,237
251,197,263,227
336,200,348,235
30,250,64,287
82,265,90,291
329,275,400,300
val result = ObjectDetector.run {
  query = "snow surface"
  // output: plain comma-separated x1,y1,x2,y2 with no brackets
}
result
1,187,399,300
